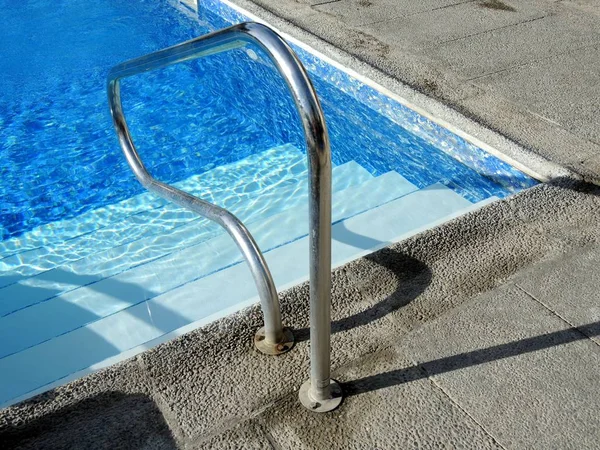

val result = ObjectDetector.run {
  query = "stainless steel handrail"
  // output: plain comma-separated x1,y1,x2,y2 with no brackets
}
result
107,22,341,411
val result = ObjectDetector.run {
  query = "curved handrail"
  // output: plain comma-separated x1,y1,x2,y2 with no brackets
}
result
107,23,339,408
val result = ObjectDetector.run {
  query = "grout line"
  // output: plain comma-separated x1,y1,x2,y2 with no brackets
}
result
426,375,509,450
311,0,342,6
262,426,285,450
135,355,189,446
461,85,600,156
404,0,477,17
183,388,297,446
582,153,600,165
318,0,477,27
357,14,404,27
580,135,600,149
465,42,600,82
438,14,550,45
515,283,600,348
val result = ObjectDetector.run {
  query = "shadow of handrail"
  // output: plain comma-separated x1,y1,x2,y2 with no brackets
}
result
294,244,432,342
344,321,600,397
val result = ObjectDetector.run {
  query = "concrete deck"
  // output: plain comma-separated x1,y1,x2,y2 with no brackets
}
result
2,1,600,449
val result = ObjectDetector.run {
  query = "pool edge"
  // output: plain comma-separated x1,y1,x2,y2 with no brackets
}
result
217,0,576,184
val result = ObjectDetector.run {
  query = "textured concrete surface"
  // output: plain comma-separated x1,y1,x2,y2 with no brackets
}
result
359,1,553,49
0,361,180,449
425,13,600,78
136,292,399,439
3,1,600,449
188,422,272,450
316,0,473,26
315,0,487,28
402,283,600,449
516,247,600,346
474,44,600,143
262,348,503,450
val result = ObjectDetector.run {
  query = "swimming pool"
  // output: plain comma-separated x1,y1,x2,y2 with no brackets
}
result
0,0,537,406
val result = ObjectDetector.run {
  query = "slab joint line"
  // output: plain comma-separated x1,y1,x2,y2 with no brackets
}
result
426,375,508,450
515,283,600,348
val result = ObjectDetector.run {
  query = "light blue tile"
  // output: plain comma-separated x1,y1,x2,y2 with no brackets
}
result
0,160,378,359
0,145,305,280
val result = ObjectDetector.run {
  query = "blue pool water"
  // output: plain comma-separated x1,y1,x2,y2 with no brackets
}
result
0,0,538,405
1,0,535,241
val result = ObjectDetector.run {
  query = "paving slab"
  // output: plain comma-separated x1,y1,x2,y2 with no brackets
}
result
315,0,471,27
358,0,551,49
561,0,600,16
402,283,600,449
261,347,503,450
475,44,600,143
500,178,600,248
426,12,600,78
188,421,272,450
515,246,600,346
460,89,600,171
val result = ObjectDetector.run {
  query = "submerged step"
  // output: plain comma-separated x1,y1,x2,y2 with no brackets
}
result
0,144,307,283
0,170,414,389
0,160,374,321
0,160,372,318
0,181,494,406
0,151,373,294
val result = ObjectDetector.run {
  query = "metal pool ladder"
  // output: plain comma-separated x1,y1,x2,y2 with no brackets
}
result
107,22,341,412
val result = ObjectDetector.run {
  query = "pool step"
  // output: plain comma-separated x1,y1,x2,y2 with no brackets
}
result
0,144,306,281
0,145,373,289
0,176,494,406
0,170,415,360
0,159,373,317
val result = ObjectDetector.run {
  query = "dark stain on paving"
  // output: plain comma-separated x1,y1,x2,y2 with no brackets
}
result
479,0,517,12
351,30,390,57
422,78,439,94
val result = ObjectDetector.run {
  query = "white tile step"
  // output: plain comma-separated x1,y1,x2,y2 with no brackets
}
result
0,160,374,317
0,170,417,360
0,144,299,259
0,144,311,283
0,182,497,407
3,142,370,265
